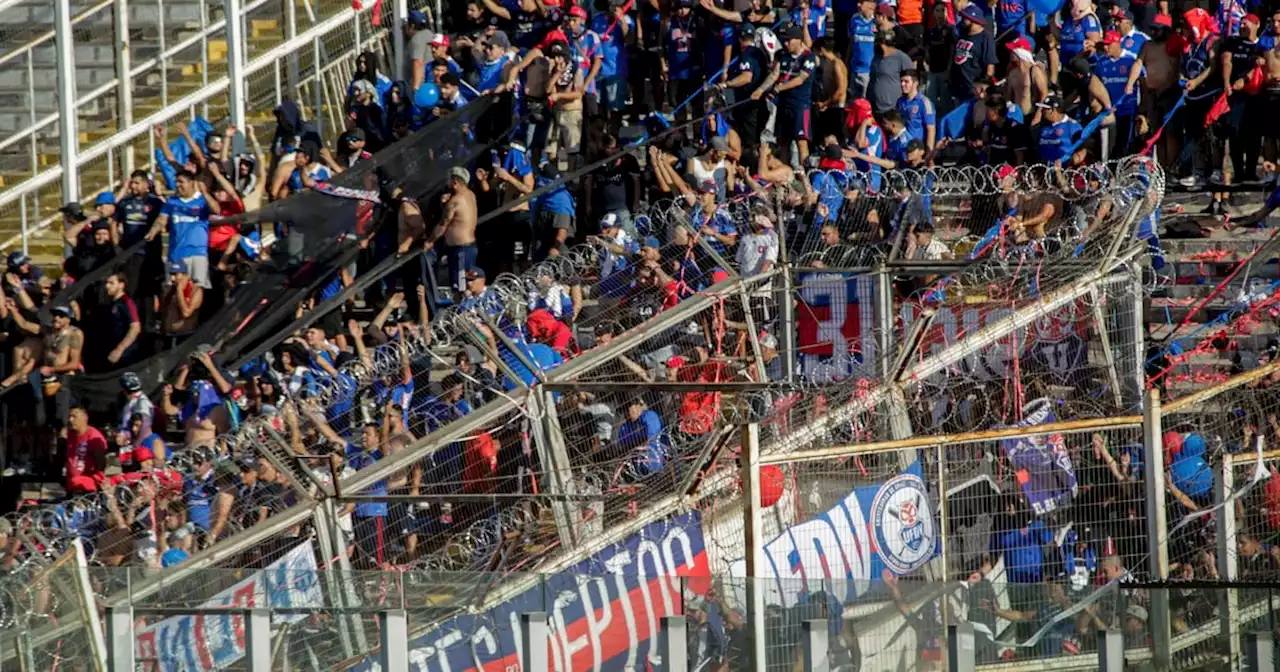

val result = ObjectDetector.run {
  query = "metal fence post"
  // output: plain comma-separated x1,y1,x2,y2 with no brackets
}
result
659,615,688,672
53,0,80,207
105,605,135,672
520,612,548,672
113,0,134,175
224,0,247,132
741,423,768,672
246,609,271,672
380,609,409,672
1097,629,1124,672
947,623,975,672
391,0,408,81
802,619,829,672
1246,631,1275,672
1217,455,1241,665
1142,388,1172,667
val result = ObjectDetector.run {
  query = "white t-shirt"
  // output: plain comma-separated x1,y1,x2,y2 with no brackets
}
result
736,231,779,276
912,237,950,260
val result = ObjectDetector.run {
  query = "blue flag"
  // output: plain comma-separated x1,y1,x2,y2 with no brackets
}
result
938,99,974,141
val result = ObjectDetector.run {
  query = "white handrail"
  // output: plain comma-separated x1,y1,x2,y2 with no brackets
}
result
0,3,371,213
0,0,277,155
0,6,388,252
0,0,114,71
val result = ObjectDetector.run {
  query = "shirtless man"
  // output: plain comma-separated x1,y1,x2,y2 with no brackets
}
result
428,167,479,297
1005,37,1049,116
35,305,83,433
1262,23,1280,172
1140,14,1181,168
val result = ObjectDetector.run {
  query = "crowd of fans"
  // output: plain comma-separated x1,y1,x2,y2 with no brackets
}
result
0,0,1269,662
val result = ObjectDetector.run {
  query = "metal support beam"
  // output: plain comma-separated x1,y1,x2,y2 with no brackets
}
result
1127,263,1146,407
224,0,248,132
321,499,368,656
112,0,133,175
379,609,409,672
520,612,548,672
1142,388,1171,668
53,0,79,207
875,265,895,380
246,609,272,672
741,424,767,672
659,616,688,672
802,619,829,672
1097,629,1124,672
1089,286,1125,411
313,500,356,658
392,0,408,81
1217,457,1241,666
105,606,135,672
529,391,580,550
71,538,109,672
947,624,976,672
1246,632,1275,672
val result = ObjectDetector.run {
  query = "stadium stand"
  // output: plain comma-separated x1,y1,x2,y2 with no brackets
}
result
3,0,1280,669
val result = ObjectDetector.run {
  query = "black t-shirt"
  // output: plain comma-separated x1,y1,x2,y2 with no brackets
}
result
775,48,819,108
594,154,640,214
1223,36,1260,89
925,24,956,74
950,29,996,99
103,294,140,355
985,118,1031,165
731,46,768,100
115,194,165,257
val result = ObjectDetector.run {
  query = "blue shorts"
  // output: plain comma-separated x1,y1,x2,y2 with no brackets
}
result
446,244,478,293
777,104,811,142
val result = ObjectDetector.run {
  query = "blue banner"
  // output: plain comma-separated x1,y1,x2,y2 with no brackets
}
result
135,542,323,672
733,460,939,609
999,398,1079,516
351,511,709,672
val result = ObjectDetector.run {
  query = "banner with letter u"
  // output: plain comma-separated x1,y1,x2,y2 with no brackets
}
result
135,541,323,672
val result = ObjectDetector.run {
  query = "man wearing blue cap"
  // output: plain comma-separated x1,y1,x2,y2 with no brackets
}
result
94,192,117,224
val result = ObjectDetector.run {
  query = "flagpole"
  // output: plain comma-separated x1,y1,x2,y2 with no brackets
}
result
937,442,951,639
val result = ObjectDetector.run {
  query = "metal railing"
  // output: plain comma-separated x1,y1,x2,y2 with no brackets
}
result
0,0,420,254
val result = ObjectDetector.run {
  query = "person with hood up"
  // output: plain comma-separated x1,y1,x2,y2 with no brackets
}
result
349,51,393,105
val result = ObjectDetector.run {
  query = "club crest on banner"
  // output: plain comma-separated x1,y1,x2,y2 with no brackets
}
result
871,472,937,575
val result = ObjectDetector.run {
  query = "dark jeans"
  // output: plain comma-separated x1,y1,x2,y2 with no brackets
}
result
27,370,71,431
1229,93,1262,181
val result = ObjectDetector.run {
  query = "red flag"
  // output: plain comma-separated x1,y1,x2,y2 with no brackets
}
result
1244,65,1265,95
371,0,383,26
1204,90,1230,127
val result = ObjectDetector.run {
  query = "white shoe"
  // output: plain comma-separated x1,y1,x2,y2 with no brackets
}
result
1178,175,1204,188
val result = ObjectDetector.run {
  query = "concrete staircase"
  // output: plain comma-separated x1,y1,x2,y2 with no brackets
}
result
1147,190,1280,400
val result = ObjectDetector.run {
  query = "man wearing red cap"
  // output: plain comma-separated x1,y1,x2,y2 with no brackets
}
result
1090,30,1143,158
